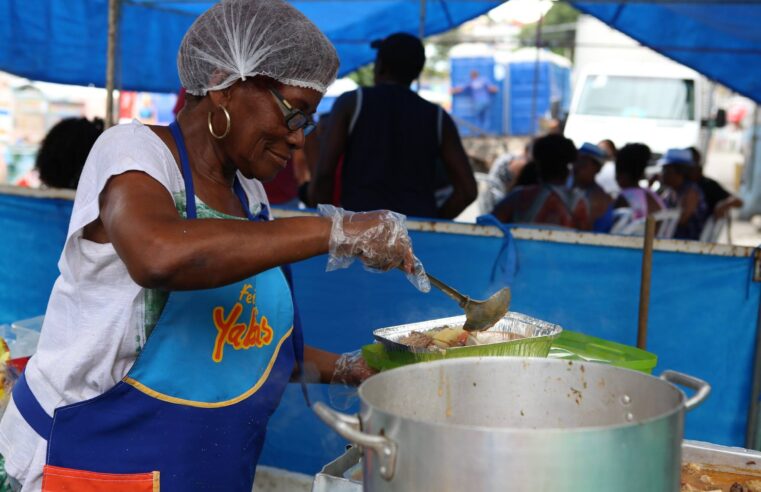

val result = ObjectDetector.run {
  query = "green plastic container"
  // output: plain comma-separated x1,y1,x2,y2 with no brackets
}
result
362,330,657,374
549,330,657,373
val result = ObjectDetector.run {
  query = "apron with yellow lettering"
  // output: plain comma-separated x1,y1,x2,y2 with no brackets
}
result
15,121,299,492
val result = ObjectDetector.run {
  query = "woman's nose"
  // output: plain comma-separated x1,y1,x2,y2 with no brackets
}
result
285,128,305,149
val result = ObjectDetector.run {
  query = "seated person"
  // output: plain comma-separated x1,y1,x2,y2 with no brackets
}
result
595,139,620,195
687,147,743,218
659,148,708,240
492,134,590,230
614,143,665,220
34,117,104,189
572,142,613,231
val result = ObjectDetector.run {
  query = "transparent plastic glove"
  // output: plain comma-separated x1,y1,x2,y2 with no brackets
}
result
328,350,377,410
318,205,430,293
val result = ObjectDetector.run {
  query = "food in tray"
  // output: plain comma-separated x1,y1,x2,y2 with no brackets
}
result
681,462,761,491
398,326,524,350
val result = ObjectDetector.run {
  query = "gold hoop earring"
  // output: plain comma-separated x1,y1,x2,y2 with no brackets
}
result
208,105,231,139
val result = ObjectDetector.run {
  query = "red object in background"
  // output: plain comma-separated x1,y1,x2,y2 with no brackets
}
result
728,105,748,125
173,88,187,117
263,159,299,204
8,356,30,373
119,91,137,120
332,156,343,206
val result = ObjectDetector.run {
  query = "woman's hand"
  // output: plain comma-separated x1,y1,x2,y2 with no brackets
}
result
341,210,414,272
318,205,430,292
332,351,377,387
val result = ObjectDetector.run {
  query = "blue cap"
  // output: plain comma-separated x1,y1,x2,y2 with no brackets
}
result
578,142,607,164
658,148,694,166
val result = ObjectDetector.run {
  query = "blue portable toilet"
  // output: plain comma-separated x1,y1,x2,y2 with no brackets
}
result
450,46,571,137
449,44,504,136
500,48,572,136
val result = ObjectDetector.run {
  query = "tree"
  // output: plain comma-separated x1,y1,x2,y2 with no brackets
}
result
519,2,579,60
347,64,375,87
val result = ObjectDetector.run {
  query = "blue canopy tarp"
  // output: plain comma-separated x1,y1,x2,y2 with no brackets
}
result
572,2,761,104
0,0,499,94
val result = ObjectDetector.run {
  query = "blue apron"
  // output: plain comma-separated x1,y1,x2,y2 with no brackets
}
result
13,121,305,491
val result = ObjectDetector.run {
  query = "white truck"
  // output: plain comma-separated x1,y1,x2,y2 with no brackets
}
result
564,15,717,157
564,63,703,156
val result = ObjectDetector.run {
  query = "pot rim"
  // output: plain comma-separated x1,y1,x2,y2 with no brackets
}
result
358,357,687,434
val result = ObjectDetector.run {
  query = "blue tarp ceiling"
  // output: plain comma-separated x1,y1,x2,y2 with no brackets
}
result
572,2,761,104
0,1,759,103
0,0,499,94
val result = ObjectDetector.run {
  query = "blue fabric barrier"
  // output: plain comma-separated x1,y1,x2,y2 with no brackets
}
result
0,193,71,325
0,193,759,474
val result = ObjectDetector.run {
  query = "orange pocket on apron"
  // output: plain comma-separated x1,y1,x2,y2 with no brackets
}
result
42,465,159,492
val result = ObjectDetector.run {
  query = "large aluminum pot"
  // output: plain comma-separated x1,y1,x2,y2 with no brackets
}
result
314,357,709,492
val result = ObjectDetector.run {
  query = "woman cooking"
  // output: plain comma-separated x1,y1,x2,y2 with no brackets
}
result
0,1,428,490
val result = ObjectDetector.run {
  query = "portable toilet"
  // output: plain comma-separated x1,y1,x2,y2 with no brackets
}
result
500,48,572,136
449,44,504,136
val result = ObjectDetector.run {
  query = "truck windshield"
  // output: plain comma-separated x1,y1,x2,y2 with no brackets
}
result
576,75,695,120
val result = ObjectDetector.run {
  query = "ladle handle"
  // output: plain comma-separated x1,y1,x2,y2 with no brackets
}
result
426,273,469,307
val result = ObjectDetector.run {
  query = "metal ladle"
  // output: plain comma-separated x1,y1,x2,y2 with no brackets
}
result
425,273,511,332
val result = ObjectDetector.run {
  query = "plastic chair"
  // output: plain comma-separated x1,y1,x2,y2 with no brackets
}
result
699,215,728,243
652,208,681,239
614,208,681,239
475,172,506,215
609,208,634,235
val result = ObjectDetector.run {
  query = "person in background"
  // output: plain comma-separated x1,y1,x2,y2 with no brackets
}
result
598,139,617,160
595,138,620,195
614,143,665,220
572,142,613,231
687,146,743,218
479,141,532,214
659,148,708,240
23,117,104,190
310,32,476,219
492,134,590,230
451,70,498,133
513,160,539,187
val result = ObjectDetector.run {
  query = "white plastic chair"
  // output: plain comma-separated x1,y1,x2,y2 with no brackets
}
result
609,208,634,235
699,215,728,243
614,208,681,239
475,172,506,215
652,208,681,239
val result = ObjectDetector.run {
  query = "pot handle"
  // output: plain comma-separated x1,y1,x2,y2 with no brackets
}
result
313,402,397,481
660,370,711,411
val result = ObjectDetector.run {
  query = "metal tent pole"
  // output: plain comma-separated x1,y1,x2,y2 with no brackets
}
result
416,0,427,93
637,215,656,350
531,10,544,135
105,0,120,128
419,0,427,40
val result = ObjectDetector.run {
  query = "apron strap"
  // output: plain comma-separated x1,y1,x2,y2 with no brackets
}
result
169,120,307,403
281,264,310,406
12,372,52,439
168,121,198,220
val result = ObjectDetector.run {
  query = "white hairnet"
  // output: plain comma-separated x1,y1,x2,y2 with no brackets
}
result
178,0,339,96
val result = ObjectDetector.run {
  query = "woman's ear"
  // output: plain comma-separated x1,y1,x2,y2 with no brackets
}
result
208,86,233,107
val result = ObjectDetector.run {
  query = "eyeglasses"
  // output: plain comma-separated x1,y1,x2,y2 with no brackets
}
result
269,87,316,137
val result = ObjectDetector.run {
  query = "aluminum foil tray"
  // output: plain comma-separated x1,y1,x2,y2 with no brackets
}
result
372,312,562,361
683,440,761,473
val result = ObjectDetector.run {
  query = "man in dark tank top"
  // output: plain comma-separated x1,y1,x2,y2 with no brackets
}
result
309,32,476,219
